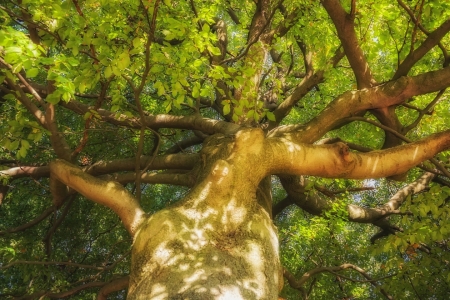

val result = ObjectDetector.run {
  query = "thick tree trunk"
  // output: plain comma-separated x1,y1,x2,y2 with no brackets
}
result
128,193,280,299
127,130,281,299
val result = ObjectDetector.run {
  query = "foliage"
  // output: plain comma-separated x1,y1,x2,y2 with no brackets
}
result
1,0,450,299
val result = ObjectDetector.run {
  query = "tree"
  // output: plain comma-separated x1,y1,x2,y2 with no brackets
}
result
1,0,450,298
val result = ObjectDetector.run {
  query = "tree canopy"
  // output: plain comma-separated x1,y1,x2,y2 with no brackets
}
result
1,0,450,299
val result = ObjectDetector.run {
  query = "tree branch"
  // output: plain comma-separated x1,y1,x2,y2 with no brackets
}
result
321,0,376,88
97,276,129,300
403,89,446,133
284,264,393,299
270,46,345,127
20,281,106,299
393,18,450,79
1,154,199,182
61,100,241,135
397,0,449,65
268,130,450,179
0,260,106,271
0,205,55,236
0,58,72,161
43,196,76,256
165,136,204,154
269,66,450,141
100,171,195,187
277,171,434,230
49,159,145,236
0,184,8,204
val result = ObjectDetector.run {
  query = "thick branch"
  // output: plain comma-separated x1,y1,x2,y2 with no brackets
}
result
62,100,240,135
1,154,198,182
49,159,145,236
278,171,434,227
0,165,50,180
317,137,372,152
45,104,72,161
270,66,450,141
322,0,376,88
165,136,204,154
97,276,129,300
268,131,450,179
84,153,199,175
347,172,434,222
270,47,344,127
100,171,195,187
272,196,293,218
226,7,240,25
393,18,450,79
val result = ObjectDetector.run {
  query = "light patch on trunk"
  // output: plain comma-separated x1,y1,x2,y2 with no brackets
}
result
148,283,168,300
242,242,265,298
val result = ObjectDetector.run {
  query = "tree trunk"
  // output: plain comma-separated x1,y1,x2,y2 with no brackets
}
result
127,131,281,299
128,194,280,299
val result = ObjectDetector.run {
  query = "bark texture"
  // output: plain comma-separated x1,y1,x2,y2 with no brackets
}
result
128,129,281,299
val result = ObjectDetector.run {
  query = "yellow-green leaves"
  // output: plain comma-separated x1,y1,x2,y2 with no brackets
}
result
25,68,40,78
265,111,276,122
1,26,44,81
117,51,130,70
222,100,231,115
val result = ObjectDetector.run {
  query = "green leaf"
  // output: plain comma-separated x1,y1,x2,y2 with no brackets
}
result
18,146,27,158
105,66,113,78
79,81,87,94
150,65,164,73
155,81,165,96
25,68,39,78
12,62,23,73
62,92,71,102
193,59,203,67
132,37,142,49
7,140,19,151
117,51,130,69
192,83,200,98
266,111,276,121
46,91,61,104
20,139,30,149
112,65,121,76
223,104,230,115
67,57,80,66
